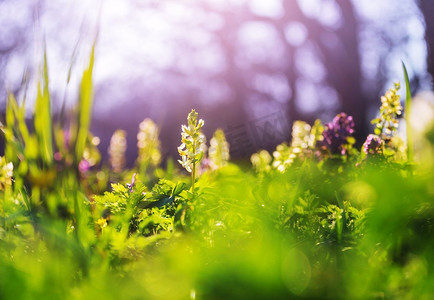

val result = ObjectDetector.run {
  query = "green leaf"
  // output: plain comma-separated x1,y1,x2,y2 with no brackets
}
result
34,47,53,165
335,191,346,243
172,182,187,196
75,42,96,161
346,136,356,145
4,94,18,163
111,183,128,194
384,147,395,156
144,196,175,209
402,61,413,163
195,151,204,163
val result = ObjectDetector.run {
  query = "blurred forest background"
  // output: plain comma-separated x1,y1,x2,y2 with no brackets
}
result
0,0,433,164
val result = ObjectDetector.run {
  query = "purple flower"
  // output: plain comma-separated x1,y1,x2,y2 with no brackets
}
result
363,134,383,155
54,152,63,161
127,173,137,193
321,113,355,155
78,159,90,173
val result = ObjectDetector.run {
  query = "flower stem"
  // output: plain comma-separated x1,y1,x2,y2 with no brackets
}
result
191,161,196,193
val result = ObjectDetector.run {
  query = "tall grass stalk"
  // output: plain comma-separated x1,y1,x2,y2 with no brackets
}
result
34,47,53,166
75,43,96,161
402,62,413,163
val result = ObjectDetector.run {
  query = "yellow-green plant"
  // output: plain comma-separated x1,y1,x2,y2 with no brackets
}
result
370,82,407,160
2,42,96,197
372,82,403,136
178,109,205,191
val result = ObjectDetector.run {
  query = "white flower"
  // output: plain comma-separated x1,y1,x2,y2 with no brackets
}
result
178,109,205,173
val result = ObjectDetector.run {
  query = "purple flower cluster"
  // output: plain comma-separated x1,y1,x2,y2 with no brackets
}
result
363,134,384,156
321,113,355,155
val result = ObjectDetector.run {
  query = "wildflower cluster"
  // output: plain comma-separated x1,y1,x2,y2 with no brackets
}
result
292,121,314,151
178,109,205,174
371,82,403,136
251,150,272,173
272,143,293,173
293,120,324,152
79,135,101,174
208,129,230,170
362,134,384,156
109,130,127,173
251,82,408,169
0,156,13,190
363,83,404,160
177,111,230,182
321,113,355,155
137,118,161,170
273,120,324,172
252,120,324,173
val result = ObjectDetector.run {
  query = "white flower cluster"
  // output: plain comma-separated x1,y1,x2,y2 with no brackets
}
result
0,156,13,190
209,129,230,169
137,118,161,168
252,120,324,173
108,130,127,173
178,110,205,173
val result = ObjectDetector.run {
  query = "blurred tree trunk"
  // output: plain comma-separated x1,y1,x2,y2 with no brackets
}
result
329,0,367,140
290,0,368,140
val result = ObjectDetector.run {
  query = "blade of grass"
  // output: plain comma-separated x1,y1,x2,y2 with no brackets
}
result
34,46,53,165
75,43,95,161
14,94,30,145
4,94,17,163
335,190,346,244
402,61,413,163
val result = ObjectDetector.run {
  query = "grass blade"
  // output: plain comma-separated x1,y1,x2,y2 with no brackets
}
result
34,47,53,165
4,94,17,163
402,61,413,163
75,43,96,161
